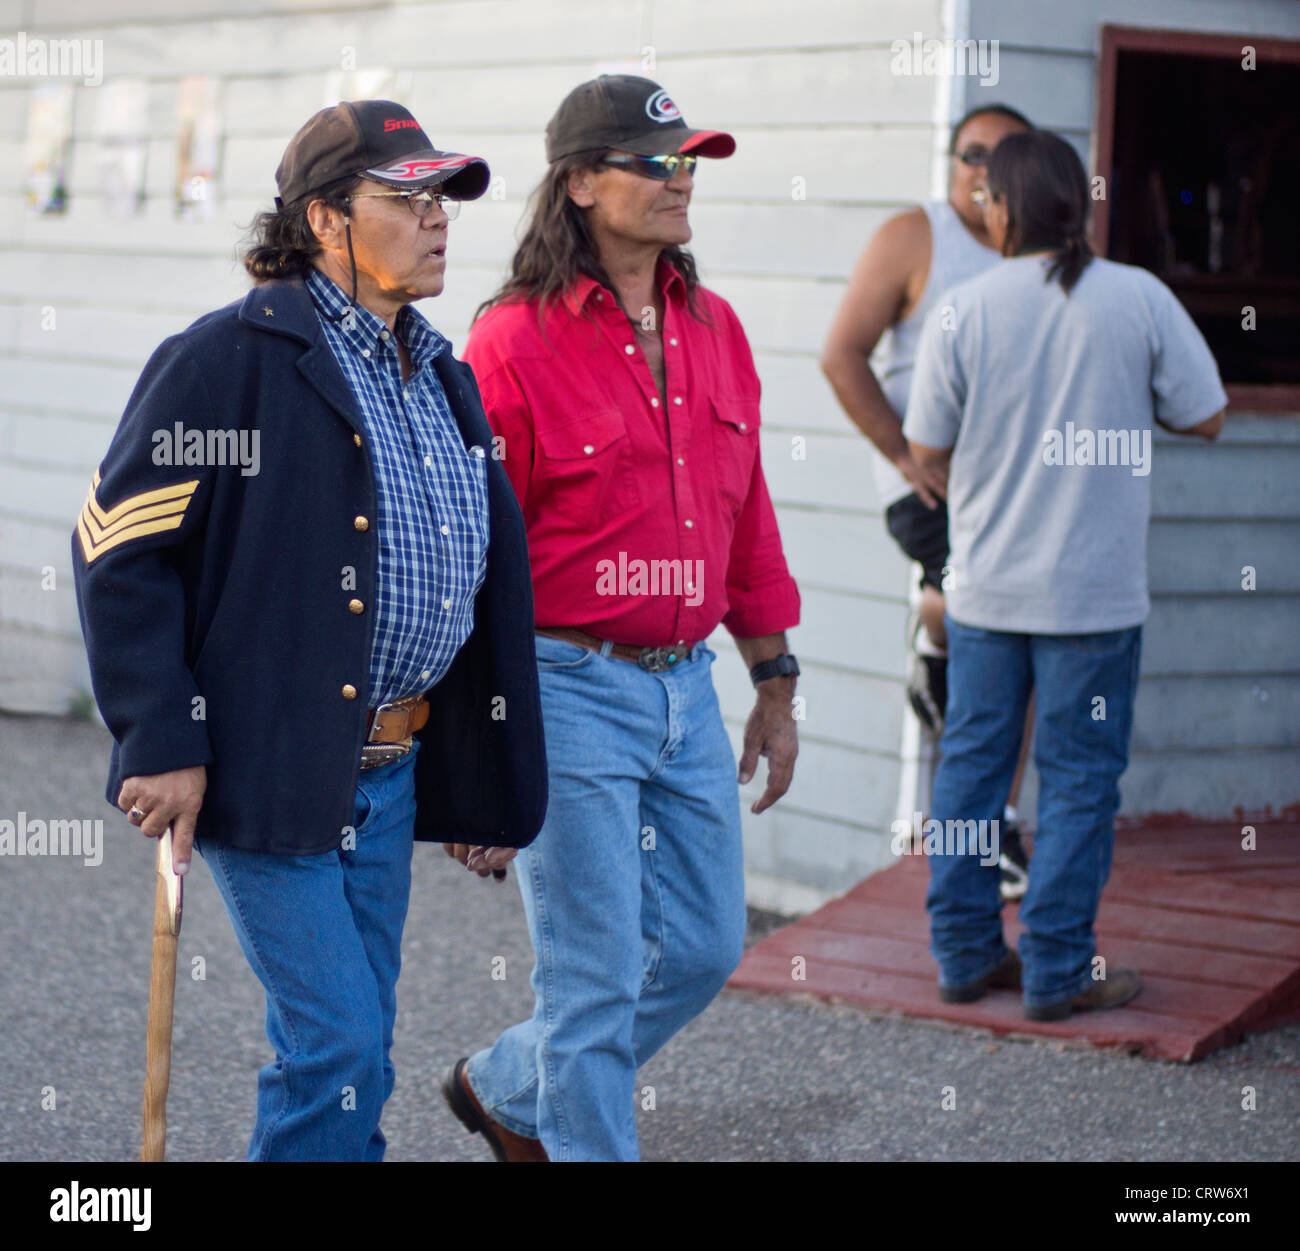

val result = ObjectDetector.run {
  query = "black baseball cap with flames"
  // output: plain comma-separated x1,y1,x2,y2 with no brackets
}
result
275,99,490,208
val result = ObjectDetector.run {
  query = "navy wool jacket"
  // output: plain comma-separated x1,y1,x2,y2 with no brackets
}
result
72,276,547,854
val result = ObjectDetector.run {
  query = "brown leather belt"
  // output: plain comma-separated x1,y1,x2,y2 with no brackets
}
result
360,694,429,771
536,627,698,673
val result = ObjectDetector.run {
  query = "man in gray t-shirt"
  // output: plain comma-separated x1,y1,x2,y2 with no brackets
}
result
905,254,1227,634
902,128,1225,1023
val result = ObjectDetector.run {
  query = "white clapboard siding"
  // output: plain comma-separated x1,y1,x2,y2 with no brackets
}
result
776,505,914,600
7,0,1291,908
0,514,85,579
0,5,941,918
753,352,878,435
711,638,906,759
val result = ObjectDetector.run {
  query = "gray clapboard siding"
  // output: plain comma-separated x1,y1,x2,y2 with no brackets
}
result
1131,675,1300,752
969,0,1300,51
935,0,1300,830
1148,519,1300,594
1122,750,1298,819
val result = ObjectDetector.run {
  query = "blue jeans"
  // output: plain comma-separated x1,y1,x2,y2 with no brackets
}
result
927,617,1142,1007
467,635,747,1161
195,744,418,1161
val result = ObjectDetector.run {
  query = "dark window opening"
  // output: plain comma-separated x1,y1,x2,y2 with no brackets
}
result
1106,47,1299,390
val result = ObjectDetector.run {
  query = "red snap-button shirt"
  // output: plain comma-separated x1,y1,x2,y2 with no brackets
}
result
463,260,800,645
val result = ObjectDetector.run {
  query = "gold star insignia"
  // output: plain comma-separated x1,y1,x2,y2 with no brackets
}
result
263,306,274,317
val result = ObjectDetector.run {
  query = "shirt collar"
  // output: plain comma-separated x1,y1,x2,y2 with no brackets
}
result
306,267,447,367
562,254,688,318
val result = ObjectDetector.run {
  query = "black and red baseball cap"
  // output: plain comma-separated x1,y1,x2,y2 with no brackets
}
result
545,76,735,163
274,100,490,208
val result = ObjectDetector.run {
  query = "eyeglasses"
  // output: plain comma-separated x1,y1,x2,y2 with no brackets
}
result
599,152,698,181
346,188,461,220
953,145,992,167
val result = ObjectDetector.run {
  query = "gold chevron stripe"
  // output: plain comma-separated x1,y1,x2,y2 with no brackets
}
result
76,469,199,564
82,469,199,528
79,494,191,545
77,510,188,563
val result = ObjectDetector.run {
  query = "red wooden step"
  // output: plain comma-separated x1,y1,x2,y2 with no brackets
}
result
730,820,1300,1063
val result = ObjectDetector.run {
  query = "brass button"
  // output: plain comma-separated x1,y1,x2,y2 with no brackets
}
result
353,433,362,447
354,515,369,531
348,599,364,614
341,684,357,700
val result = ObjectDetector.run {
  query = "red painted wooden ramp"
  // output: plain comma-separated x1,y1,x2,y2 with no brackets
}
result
730,820,1300,1061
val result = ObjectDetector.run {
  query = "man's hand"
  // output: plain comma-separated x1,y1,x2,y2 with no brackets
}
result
443,843,518,879
737,679,799,814
117,766,207,874
893,447,948,509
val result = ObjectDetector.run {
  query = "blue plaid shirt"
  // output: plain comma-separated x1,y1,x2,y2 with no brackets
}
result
307,269,488,709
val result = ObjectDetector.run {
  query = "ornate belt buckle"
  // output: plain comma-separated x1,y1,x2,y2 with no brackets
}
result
636,646,684,673
360,741,410,771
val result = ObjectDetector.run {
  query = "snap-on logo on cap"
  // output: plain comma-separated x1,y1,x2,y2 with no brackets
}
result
383,118,421,132
645,89,680,123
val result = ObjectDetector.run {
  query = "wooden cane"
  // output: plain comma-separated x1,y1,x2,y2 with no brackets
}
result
141,826,183,1162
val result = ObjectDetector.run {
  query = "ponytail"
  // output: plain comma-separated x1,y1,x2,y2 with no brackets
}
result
986,130,1095,296
241,175,358,283
1045,231,1093,295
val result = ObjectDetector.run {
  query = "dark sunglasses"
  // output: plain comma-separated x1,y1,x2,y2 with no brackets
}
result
599,152,698,181
953,145,993,167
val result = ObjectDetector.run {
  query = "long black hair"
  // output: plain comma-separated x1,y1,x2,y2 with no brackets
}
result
985,129,1094,294
241,174,361,282
474,149,707,326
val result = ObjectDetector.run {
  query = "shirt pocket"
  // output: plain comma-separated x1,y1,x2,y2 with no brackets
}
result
535,409,641,527
709,397,761,517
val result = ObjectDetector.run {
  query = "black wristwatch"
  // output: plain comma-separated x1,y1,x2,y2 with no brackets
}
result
749,653,800,688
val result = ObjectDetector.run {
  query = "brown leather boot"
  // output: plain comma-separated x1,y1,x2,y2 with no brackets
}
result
1024,967,1142,1021
441,1058,549,1162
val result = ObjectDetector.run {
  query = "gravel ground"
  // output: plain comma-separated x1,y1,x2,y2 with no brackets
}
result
1,711,1296,1163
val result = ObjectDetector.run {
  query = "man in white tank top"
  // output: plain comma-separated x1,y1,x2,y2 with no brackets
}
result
821,104,1035,901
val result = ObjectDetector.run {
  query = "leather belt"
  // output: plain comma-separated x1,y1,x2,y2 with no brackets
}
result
360,694,429,771
537,627,698,673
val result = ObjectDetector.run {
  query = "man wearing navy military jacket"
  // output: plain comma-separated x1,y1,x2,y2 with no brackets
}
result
72,101,547,1162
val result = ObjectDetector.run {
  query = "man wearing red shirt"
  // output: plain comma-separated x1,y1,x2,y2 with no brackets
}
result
440,75,801,1161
